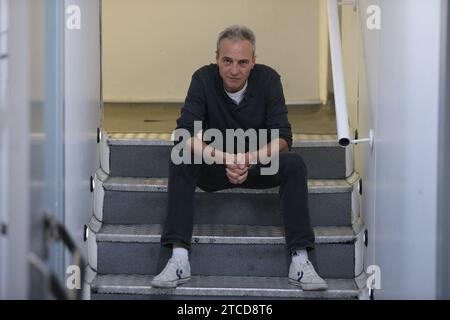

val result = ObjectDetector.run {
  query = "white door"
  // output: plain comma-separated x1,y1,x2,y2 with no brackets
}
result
0,0,101,299
0,0,10,299
0,0,31,299
64,0,101,267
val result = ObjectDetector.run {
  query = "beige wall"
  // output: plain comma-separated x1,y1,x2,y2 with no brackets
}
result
318,0,330,102
102,0,329,104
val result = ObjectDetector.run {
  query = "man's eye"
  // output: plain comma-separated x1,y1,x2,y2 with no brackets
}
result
223,59,231,64
239,61,249,65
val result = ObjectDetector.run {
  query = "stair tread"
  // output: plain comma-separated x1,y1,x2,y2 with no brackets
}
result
100,170,359,194
106,132,340,148
94,223,356,244
91,274,359,299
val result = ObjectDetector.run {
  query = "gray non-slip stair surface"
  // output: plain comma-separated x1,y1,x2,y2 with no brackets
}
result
92,104,365,299
91,274,360,300
94,224,356,279
106,133,347,179
100,174,356,227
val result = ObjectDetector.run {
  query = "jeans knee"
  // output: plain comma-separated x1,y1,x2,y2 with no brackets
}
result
280,152,308,176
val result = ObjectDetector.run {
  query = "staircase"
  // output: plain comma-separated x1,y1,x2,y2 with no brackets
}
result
85,105,369,300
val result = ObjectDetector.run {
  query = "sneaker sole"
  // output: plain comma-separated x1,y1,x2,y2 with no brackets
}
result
151,277,191,288
288,279,328,291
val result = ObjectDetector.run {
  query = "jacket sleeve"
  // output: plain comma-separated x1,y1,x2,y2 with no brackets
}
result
176,72,207,137
264,73,293,150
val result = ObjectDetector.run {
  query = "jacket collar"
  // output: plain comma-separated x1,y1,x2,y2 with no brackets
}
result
213,64,255,102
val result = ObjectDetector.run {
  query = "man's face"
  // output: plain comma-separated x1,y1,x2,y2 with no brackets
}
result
216,38,256,93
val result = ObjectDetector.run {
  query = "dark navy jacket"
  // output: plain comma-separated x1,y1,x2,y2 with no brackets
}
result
176,63,293,152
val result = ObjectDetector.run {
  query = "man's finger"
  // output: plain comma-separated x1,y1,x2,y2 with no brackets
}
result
226,174,238,184
236,171,248,184
226,168,240,179
227,170,248,184
232,167,248,175
227,167,248,177
236,153,246,165
225,163,238,170
224,153,236,165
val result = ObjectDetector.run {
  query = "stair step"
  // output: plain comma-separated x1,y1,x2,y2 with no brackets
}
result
105,132,349,179
93,223,358,279
107,133,340,147
103,175,354,193
93,105,366,299
96,224,355,244
91,274,360,299
97,169,358,227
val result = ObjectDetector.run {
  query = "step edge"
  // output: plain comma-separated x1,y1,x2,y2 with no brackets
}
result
93,224,356,245
107,132,340,148
91,275,359,298
100,169,359,194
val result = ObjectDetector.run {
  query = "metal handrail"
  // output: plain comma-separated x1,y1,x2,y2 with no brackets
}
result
327,0,351,147
27,215,86,300
328,0,374,148
44,215,86,300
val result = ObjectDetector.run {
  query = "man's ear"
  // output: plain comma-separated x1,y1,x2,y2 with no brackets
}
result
215,50,220,62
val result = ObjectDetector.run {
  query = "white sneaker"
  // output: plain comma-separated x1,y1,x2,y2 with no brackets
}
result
288,260,328,291
151,257,191,288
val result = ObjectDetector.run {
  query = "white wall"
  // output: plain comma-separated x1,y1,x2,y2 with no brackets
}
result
436,0,449,300
355,0,446,299
357,1,378,300
102,0,329,103
1,0,31,299
64,0,101,261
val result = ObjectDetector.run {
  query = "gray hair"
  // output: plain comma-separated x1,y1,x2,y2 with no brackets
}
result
217,25,256,56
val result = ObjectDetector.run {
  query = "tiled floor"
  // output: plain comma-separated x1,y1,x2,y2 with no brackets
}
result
102,103,337,135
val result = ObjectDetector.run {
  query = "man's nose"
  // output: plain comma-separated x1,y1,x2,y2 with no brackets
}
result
230,63,239,75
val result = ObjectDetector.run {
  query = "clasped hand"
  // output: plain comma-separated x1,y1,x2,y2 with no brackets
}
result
224,152,256,185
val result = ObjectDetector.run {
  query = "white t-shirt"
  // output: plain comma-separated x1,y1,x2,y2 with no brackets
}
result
225,81,248,105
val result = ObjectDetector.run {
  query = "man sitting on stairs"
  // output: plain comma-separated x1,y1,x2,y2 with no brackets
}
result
151,25,328,291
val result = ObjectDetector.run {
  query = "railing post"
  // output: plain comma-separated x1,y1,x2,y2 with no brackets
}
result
327,0,351,147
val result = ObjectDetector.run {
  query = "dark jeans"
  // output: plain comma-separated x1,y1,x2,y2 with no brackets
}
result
161,151,315,254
